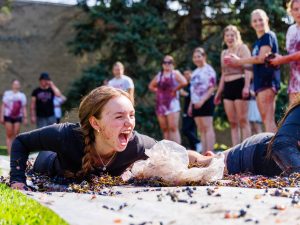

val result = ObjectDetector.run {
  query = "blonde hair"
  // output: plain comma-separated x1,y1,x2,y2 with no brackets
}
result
223,25,243,46
287,0,300,14
251,9,270,32
113,61,124,69
75,86,132,177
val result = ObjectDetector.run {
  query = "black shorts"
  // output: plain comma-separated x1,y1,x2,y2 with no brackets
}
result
4,116,22,123
192,96,215,117
223,78,249,101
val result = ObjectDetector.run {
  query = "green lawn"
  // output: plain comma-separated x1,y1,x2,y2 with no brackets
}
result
0,145,7,155
0,184,68,225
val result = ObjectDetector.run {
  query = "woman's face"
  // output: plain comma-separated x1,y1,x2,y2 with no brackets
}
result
112,64,124,77
97,95,135,152
224,30,237,48
162,56,174,72
192,52,205,67
251,12,268,34
12,80,21,91
291,1,300,25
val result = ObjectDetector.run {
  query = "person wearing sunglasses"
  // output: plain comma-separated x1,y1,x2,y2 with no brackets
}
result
149,55,187,144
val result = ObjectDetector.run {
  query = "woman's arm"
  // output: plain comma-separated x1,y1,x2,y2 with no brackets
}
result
225,45,272,66
214,74,225,105
0,102,4,124
30,96,36,124
10,124,65,186
148,75,158,92
270,52,300,66
22,105,28,125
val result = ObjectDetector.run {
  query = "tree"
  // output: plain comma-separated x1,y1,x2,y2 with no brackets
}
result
66,0,290,138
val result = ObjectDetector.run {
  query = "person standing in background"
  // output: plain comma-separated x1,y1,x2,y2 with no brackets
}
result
248,83,263,134
0,79,27,155
180,70,202,152
108,61,134,103
149,55,187,144
31,72,62,128
225,9,280,133
269,0,300,104
189,47,216,154
53,95,67,123
214,25,252,146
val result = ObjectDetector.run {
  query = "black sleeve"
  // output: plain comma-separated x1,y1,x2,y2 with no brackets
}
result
10,123,66,184
31,88,37,97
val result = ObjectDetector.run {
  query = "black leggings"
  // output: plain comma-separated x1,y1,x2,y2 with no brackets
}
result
33,151,62,176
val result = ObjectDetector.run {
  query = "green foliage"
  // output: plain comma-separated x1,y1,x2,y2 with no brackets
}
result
0,0,12,14
67,0,291,138
0,184,68,225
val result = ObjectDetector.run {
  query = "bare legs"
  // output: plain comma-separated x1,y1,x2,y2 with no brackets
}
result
224,99,251,146
256,88,277,132
194,116,215,153
4,122,21,155
157,111,181,144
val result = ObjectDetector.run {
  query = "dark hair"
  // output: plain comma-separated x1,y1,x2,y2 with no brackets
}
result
267,99,300,158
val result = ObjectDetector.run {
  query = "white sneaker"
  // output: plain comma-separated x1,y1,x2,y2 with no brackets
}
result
195,142,202,153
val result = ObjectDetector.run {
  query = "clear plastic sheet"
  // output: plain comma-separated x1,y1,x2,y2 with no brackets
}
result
131,140,225,185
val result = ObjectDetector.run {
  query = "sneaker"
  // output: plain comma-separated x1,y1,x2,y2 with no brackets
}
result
195,142,202,153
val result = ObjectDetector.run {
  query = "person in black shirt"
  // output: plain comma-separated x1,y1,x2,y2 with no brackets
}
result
31,72,62,128
180,70,201,152
189,100,300,176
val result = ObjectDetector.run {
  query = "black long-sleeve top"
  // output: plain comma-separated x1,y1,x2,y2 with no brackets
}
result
10,123,157,184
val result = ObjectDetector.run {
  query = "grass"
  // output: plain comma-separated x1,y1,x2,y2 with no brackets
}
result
0,145,7,155
0,184,69,225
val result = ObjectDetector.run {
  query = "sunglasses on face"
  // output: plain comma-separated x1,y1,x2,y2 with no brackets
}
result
162,61,173,65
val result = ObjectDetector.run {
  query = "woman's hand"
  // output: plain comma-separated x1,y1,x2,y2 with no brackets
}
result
10,182,28,190
121,170,133,182
0,117,4,125
170,89,176,97
268,54,283,66
242,86,250,99
224,54,241,67
214,92,222,105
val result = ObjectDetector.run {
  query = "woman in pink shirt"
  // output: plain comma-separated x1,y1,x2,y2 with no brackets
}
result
149,55,187,144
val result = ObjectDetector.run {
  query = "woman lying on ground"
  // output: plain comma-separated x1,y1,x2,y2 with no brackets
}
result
10,86,203,190
190,99,300,176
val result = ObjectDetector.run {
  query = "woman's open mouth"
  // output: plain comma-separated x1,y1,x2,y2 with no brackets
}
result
118,130,131,146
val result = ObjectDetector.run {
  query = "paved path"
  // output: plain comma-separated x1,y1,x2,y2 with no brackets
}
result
2,155,300,225
25,186,300,225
